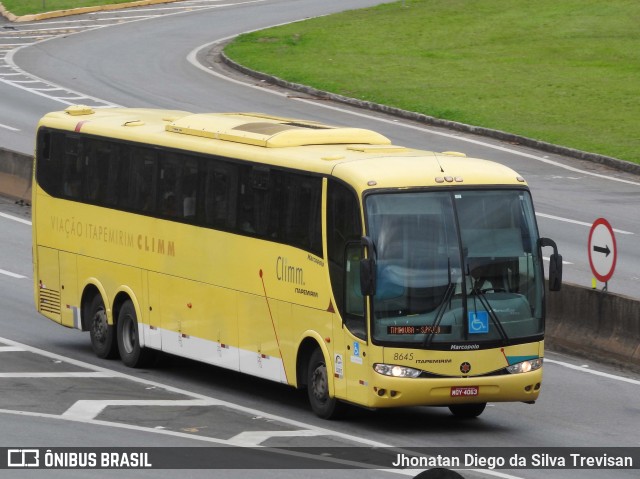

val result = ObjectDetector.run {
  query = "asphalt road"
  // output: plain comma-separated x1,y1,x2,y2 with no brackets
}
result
0,1,639,478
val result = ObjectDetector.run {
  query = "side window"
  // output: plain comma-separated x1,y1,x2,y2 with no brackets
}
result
127,147,157,213
105,143,130,208
344,242,365,327
203,162,322,255
158,152,199,220
269,170,322,256
36,129,63,198
204,159,239,230
82,139,112,205
236,164,261,235
61,136,83,200
327,179,365,339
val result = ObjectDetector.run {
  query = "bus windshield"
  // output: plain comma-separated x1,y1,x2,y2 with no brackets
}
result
365,189,544,347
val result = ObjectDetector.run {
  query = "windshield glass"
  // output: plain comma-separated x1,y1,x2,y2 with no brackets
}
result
365,189,544,347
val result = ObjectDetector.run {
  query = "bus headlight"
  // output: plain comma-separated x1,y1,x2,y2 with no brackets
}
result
506,358,543,374
374,363,422,378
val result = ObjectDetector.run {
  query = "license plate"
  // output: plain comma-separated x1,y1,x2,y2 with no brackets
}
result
450,386,479,397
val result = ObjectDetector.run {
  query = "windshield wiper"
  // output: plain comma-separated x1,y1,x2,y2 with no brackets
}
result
424,259,456,348
470,277,510,344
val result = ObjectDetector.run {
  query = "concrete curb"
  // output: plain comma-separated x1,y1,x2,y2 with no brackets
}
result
0,147,32,202
546,283,640,373
219,51,640,176
0,0,182,23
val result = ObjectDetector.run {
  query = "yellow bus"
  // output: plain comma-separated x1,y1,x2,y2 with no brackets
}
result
33,106,562,418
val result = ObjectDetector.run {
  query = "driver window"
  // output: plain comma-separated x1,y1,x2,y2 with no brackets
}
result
344,243,366,339
327,179,366,340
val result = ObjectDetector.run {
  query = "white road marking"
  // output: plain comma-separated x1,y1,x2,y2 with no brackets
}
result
0,346,25,352
229,429,330,446
545,358,640,386
0,122,20,131
0,336,388,448
3,334,636,478
0,212,32,225
0,268,27,279
542,257,572,265
0,1,266,108
537,213,634,235
0,372,117,378
0,336,537,477
0,404,530,478
62,399,224,421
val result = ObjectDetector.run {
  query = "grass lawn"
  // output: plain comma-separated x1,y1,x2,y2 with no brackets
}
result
1,0,147,16
225,0,640,164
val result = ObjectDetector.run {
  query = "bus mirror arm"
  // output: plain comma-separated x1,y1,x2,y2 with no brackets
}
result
360,236,377,296
539,237,562,291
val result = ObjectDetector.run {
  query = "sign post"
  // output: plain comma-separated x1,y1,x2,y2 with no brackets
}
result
588,218,617,291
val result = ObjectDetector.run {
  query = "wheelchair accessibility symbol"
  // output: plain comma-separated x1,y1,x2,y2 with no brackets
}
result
468,311,489,334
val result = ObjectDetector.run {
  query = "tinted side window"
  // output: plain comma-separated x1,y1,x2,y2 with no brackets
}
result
158,151,199,220
83,139,112,205
61,135,83,200
127,147,157,213
204,160,239,230
270,171,322,257
35,129,323,255
36,129,63,198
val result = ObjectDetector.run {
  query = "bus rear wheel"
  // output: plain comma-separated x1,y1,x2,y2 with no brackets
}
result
88,294,118,359
448,403,486,418
117,300,155,368
307,348,343,419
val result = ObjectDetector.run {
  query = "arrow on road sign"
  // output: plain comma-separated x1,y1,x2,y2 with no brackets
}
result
593,244,611,257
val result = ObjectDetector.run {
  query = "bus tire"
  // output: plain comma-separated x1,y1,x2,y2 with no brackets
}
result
117,300,154,368
448,403,486,418
307,348,343,419
88,294,118,359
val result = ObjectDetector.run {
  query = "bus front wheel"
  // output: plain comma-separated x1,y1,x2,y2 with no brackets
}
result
448,403,486,418
307,348,343,419
117,300,155,368
88,294,118,359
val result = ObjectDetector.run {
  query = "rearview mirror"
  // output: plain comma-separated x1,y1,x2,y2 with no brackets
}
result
539,237,562,291
360,236,377,296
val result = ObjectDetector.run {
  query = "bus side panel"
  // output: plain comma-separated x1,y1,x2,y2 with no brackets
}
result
140,270,161,349
196,284,240,371
344,336,372,407
273,300,294,385
148,272,240,370
59,251,79,329
238,293,287,383
35,246,62,324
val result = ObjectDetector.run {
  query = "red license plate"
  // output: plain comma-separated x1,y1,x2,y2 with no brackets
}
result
450,386,479,397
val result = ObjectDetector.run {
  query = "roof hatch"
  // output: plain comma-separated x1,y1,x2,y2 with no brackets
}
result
65,105,95,116
165,113,391,148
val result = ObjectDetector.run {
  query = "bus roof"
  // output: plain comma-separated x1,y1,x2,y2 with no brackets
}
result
39,106,528,192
